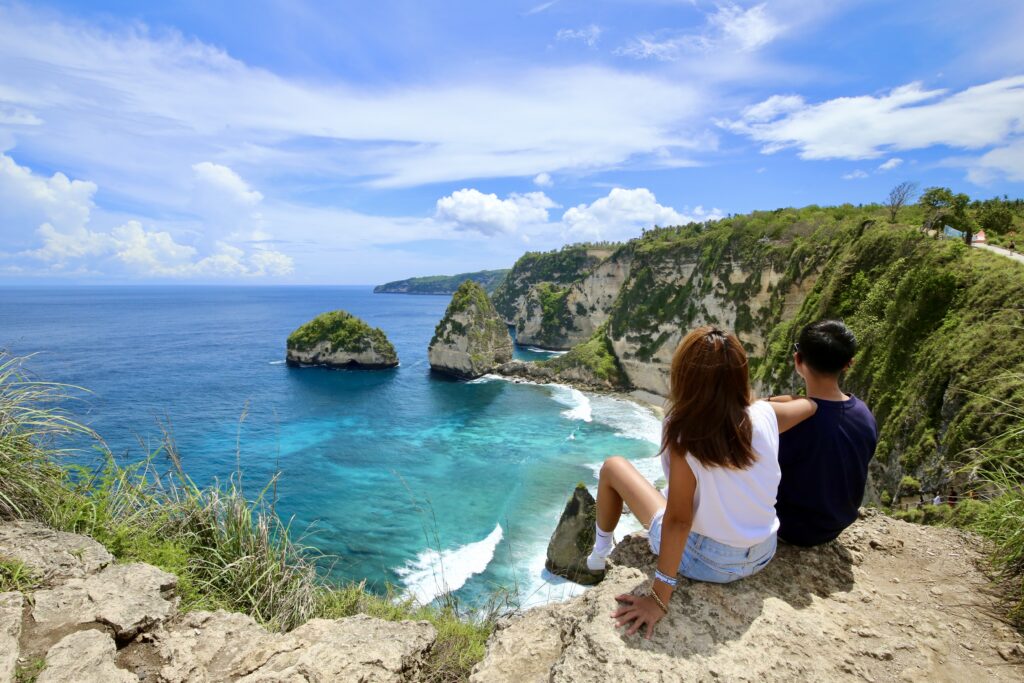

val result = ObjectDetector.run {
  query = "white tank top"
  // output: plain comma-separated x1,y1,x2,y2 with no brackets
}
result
660,400,781,547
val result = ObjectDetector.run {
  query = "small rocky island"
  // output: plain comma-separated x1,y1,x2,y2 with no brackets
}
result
428,280,513,379
286,310,398,369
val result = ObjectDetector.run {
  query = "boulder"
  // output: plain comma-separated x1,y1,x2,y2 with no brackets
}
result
32,562,177,643
37,629,136,683
0,521,113,583
0,592,24,682
155,611,436,683
545,484,603,586
286,310,398,369
428,280,513,379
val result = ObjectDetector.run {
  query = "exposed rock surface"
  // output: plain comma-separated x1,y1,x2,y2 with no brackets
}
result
0,520,113,581
286,309,399,369
0,592,24,682
31,562,177,643
0,520,439,683
429,280,513,379
473,511,1024,682
545,484,603,585
37,629,136,683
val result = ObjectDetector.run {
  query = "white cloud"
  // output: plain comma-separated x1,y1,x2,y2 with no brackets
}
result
435,189,556,235
533,172,553,187
842,170,868,180
964,139,1024,184
617,2,783,61
561,188,721,241
0,6,708,192
1,152,292,278
556,25,602,47
727,76,1024,163
877,157,903,172
192,161,263,206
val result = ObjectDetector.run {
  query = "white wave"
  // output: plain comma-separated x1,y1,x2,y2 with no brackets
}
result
522,346,568,356
548,385,592,422
466,374,502,384
396,524,503,605
587,394,661,445
268,360,286,365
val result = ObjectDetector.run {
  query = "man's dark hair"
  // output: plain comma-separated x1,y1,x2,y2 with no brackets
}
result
796,320,856,374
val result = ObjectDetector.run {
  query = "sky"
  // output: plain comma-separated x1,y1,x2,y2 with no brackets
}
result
1,0,1022,284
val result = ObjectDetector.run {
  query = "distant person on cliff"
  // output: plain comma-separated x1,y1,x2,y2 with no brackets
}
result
586,326,817,639
768,320,878,547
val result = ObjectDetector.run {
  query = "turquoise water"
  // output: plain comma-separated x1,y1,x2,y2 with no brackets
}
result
0,287,660,606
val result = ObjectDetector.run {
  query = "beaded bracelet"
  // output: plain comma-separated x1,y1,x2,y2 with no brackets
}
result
648,589,669,614
654,569,679,587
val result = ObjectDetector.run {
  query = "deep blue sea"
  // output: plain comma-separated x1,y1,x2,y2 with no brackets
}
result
0,286,661,607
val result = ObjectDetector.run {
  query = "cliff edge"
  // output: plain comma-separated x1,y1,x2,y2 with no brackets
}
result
473,510,1024,682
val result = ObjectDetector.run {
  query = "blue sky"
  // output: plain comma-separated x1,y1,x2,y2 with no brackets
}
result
1,0,1022,284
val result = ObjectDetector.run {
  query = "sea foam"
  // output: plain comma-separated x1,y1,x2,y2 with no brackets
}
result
548,385,593,422
397,524,504,605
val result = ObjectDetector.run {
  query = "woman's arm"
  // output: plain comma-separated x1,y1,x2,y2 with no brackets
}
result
769,397,817,433
613,449,695,638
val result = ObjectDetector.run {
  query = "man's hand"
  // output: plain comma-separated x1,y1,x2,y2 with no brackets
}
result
612,593,665,639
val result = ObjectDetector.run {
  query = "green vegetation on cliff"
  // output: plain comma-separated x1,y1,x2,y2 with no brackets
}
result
756,223,1024,496
539,325,627,387
430,280,507,348
287,310,397,364
374,269,509,295
491,243,613,321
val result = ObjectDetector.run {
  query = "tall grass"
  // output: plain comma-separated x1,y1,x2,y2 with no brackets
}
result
0,354,497,680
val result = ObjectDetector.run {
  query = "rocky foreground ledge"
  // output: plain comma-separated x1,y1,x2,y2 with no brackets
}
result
2,513,1023,682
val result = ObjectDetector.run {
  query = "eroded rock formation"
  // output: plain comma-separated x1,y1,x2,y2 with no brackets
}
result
428,280,513,379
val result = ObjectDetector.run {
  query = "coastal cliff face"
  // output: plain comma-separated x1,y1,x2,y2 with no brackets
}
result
286,310,398,369
428,281,513,379
497,210,840,395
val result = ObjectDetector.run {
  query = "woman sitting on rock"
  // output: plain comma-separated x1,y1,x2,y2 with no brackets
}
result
587,325,817,639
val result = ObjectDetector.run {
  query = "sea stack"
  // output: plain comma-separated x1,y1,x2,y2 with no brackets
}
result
428,280,513,379
286,310,398,369
545,483,603,585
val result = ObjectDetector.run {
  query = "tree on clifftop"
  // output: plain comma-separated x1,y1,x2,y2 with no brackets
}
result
920,186,972,244
885,181,918,223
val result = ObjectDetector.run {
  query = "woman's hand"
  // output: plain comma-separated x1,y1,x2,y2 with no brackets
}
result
612,593,665,639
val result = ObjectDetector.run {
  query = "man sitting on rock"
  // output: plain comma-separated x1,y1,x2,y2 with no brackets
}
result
769,320,878,546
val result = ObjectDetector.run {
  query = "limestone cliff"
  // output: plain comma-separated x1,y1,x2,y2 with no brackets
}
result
497,211,838,395
428,280,513,379
286,310,398,369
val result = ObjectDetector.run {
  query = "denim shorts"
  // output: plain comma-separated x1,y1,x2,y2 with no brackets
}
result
648,509,777,583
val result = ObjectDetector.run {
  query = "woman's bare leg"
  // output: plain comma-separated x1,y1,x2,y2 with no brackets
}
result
596,455,666,531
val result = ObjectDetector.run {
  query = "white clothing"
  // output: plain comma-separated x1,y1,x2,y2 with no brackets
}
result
660,400,781,547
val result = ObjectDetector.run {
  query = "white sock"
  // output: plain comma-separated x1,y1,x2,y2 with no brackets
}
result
586,524,615,571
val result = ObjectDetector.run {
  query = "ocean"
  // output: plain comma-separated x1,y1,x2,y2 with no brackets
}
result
0,286,661,607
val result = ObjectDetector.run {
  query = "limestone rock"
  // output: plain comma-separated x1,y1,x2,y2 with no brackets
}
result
0,520,113,582
154,610,298,683
477,515,1024,682
286,310,398,369
32,562,177,643
239,615,436,682
0,592,24,683
545,484,603,586
37,629,136,683
428,280,513,379
155,611,436,683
